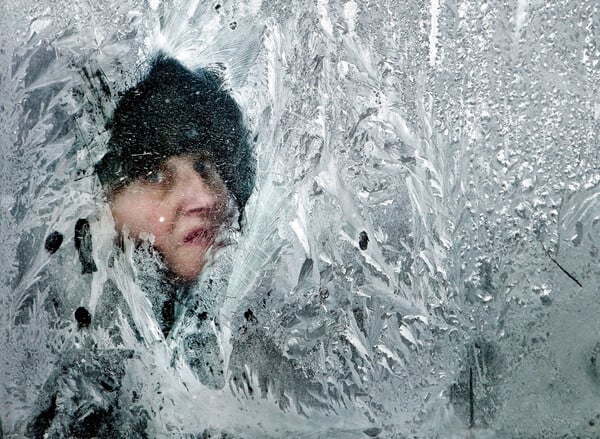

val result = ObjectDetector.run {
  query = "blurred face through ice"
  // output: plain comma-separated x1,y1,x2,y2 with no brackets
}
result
109,154,230,282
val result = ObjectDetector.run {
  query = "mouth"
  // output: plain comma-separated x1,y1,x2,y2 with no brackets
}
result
182,226,217,248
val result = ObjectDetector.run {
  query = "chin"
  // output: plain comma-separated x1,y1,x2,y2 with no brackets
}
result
164,245,216,283
172,260,205,283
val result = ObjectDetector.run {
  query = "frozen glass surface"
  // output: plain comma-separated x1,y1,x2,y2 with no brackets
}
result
0,0,598,437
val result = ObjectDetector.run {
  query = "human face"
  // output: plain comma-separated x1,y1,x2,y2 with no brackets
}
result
109,154,230,282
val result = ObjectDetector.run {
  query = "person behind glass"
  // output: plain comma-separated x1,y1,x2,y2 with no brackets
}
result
24,57,255,439
96,55,254,284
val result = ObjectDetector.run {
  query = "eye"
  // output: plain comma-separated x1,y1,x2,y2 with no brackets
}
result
193,160,210,175
144,169,167,184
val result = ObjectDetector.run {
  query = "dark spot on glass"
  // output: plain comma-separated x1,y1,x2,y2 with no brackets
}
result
215,3,221,10
244,309,255,322
74,219,97,274
75,306,91,328
363,427,382,437
229,21,237,30
44,231,63,254
100,378,118,392
71,409,111,437
319,287,329,302
94,68,112,98
359,230,369,250
198,311,208,321
26,393,57,437
161,298,175,337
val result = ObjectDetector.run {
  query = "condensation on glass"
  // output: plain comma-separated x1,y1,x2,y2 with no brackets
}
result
0,0,598,437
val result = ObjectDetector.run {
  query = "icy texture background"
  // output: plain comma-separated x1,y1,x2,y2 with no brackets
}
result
0,0,599,437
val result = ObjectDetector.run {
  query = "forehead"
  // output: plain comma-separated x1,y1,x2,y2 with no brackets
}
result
106,152,218,197
159,152,213,168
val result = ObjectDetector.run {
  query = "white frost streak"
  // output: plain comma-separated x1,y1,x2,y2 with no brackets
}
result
515,0,528,33
290,194,311,256
185,0,200,19
265,23,285,115
399,325,419,347
345,313,371,359
376,343,404,367
317,0,334,38
343,0,358,34
429,0,441,66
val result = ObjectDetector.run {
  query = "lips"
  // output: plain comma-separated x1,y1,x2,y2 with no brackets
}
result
182,226,217,247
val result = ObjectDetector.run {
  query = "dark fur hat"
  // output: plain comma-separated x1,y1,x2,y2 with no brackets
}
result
96,55,255,212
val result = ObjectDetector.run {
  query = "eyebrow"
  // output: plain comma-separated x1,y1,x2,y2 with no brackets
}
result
189,151,215,162
160,160,177,173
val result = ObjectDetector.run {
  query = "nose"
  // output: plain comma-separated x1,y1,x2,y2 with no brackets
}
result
175,168,220,217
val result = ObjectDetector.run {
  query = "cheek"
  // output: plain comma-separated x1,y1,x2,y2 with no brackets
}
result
148,216,176,248
111,196,174,243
